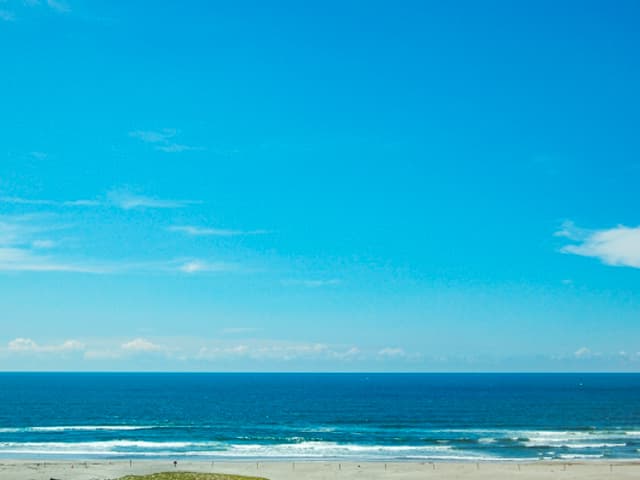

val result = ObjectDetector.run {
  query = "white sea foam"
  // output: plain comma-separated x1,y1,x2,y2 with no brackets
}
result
299,426,337,433
0,427,634,460
0,440,492,460
0,440,221,451
442,428,631,440
558,453,604,459
564,443,626,449
220,442,511,460
511,430,632,447
478,438,496,444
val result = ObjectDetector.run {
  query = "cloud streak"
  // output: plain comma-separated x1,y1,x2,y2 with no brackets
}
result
558,222,640,268
0,197,101,207
0,215,243,275
121,338,164,353
378,347,406,358
80,339,361,363
1,189,197,210
169,225,268,237
574,347,593,359
0,247,109,273
129,129,201,153
0,334,430,367
84,338,167,360
107,190,197,210
8,338,84,353
0,216,109,273
178,260,241,274
197,341,360,362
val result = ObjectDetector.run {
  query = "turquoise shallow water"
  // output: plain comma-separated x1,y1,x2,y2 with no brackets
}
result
0,373,639,461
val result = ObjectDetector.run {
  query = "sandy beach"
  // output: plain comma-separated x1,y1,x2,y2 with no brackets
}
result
1,460,639,480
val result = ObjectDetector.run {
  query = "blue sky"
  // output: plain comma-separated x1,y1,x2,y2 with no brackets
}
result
1,0,639,371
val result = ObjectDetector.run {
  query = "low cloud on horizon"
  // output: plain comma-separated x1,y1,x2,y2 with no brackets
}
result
4,336,639,371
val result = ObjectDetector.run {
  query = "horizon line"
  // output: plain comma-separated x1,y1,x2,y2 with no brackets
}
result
1,370,638,374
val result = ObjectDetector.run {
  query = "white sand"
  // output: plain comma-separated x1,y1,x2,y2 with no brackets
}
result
1,460,639,480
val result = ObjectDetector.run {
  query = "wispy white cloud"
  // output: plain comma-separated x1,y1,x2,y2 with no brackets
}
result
0,217,108,273
8,338,84,353
377,347,406,358
2,335,421,366
64,199,101,206
106,189,197,209
1,197,52,206
74,338,371,364
618,351,640,362
197,341,363,362
129,129,176,143
169,225,268,237
574,347,593,359
8,338,39,352
121,338,163,353
129,129,201,153
178,260,240,274
0,247,108,273
198,345,250,359
155,144,200,153
0,250,244,275
0,195,258,275
0,215,42,244
0,215,243,275
1,190,195,210
0,196,101,207
554,220,582,239
84,338,166,360
558,222,640,268
331,347,361,360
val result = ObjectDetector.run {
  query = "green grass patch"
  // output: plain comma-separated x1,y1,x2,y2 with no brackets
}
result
118,473,269,480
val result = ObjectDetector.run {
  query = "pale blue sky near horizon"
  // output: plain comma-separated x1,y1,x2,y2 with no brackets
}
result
1,0,639,371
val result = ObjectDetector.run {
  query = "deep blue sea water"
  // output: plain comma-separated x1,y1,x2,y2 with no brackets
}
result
0,373,639,461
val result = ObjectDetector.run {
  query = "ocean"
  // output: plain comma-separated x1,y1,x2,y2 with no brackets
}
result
0,373,639,461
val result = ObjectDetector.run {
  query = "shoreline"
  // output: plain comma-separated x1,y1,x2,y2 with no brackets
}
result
1,459,640,479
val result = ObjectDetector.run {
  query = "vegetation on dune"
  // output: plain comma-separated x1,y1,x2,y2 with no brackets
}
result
118,473,269,480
